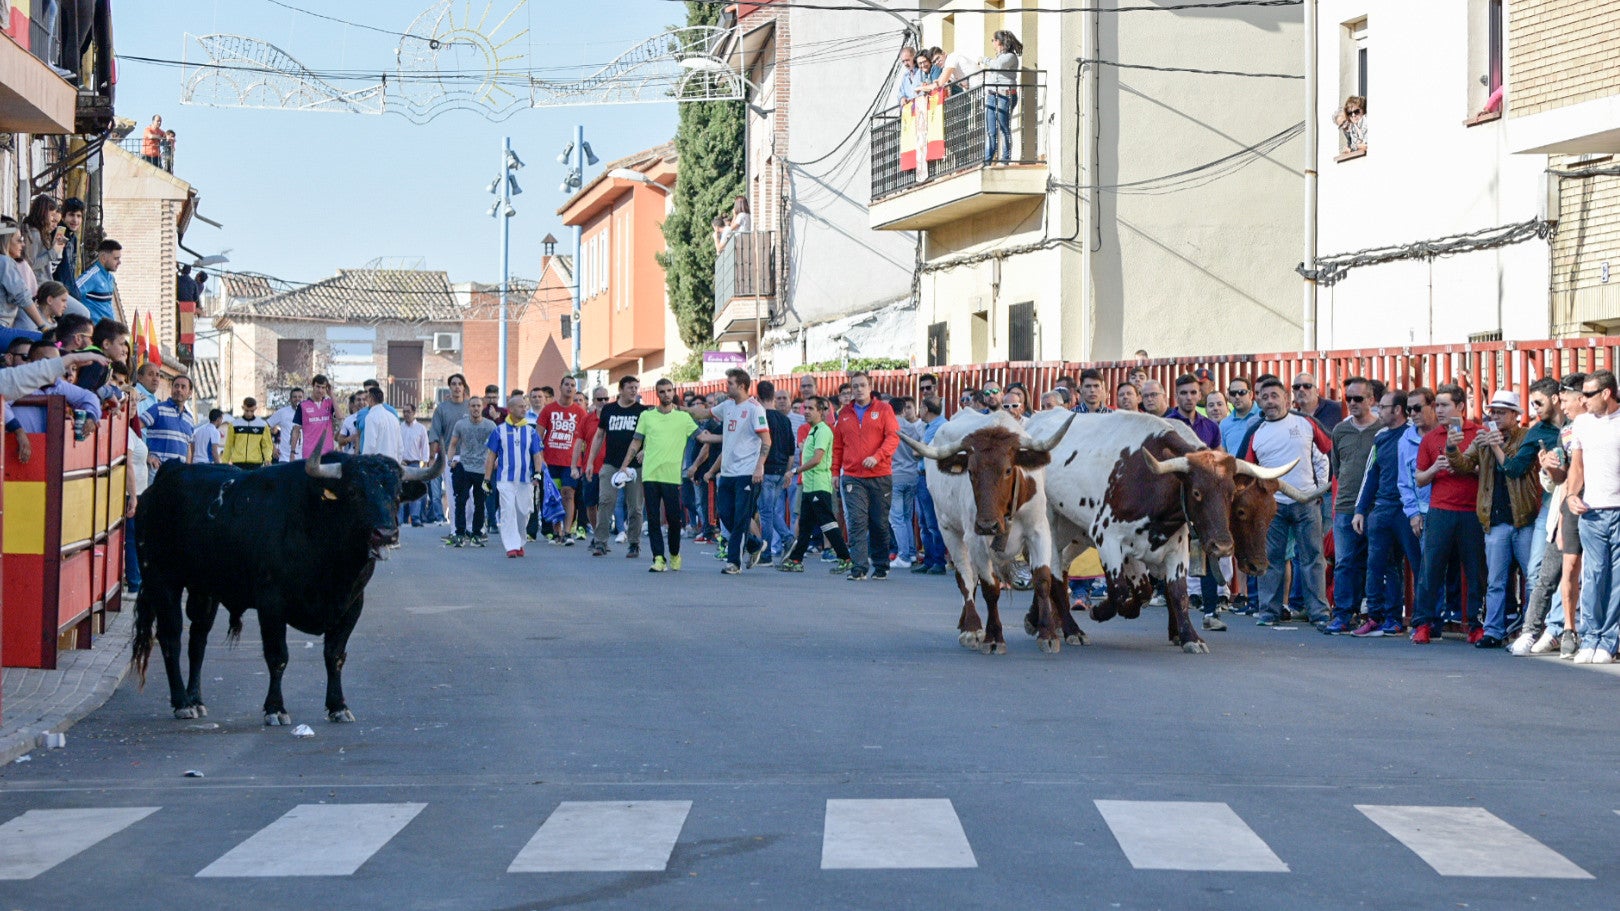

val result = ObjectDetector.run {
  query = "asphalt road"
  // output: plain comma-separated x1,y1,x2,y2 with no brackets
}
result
2,525,1619,911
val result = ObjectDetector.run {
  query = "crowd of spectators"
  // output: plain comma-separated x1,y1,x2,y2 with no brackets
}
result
895,29,1025,165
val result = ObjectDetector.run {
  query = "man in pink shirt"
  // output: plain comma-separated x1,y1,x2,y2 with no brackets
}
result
290,374,337,460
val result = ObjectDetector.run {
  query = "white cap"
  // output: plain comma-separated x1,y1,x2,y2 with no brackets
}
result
612,467,637,488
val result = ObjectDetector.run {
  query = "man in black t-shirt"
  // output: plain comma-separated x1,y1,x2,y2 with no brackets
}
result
586,375,649,557
685,396,723,541
756,380,797,563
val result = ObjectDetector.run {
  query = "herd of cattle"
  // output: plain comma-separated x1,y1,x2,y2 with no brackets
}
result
130,411,1319,726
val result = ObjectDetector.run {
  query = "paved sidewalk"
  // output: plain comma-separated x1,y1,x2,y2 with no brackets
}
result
1,603,135,765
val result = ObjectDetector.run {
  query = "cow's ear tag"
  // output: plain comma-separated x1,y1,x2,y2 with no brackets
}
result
321,488,339,501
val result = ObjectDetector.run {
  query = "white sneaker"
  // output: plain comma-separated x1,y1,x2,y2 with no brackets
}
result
615,531,627,543
1509,632,1537,657
1590,650,1614,665
891,558,912,568
1529,629,1560,654
1572,647,1596,664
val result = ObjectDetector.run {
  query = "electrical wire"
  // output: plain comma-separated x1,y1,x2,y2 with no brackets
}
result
1297,219,1554,286
1549,163,1620,179
673,0,1301,13
1078,57,1301,79
261,0,447,45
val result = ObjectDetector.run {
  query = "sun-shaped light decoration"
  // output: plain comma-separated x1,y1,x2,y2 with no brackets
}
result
394,0,532,122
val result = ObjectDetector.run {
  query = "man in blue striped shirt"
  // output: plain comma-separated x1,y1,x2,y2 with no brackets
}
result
145,374,195,470
484,391,545,557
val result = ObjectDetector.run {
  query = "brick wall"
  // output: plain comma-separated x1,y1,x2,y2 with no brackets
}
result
101,196,178,350
1508,0,1620,117
1551,155,1620,333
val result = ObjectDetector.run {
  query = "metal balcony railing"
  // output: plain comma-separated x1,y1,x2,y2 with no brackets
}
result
870,68,1045,203
116,135,174,172
714,230,775,315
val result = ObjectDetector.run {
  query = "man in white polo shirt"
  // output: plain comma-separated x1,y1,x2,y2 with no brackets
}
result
1565,369,1620,663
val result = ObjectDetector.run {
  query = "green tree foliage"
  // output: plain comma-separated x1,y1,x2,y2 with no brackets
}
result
658,1,745,350
790,358,910,374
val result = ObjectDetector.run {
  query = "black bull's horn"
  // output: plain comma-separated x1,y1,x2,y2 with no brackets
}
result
302,430,442,483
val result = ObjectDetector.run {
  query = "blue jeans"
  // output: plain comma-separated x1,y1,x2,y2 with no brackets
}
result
124,515,141,591
1365,505,1419,624
984,92,1012,163
692,477,715,537
1577,509,1620,654
759,473,793,558
1413,508,1485,631
399,496,423,525
915,476,946,568
1484,522,1536,639
1260,502,1327,622
889,474,918,562
424,473,445,523
1331,512,1368,622
715,475,762,568
1527,497,1551,585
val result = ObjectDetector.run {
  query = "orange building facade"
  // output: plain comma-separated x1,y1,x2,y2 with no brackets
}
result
558,144,687,383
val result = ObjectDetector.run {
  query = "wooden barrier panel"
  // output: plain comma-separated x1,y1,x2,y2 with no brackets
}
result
2,395,130,670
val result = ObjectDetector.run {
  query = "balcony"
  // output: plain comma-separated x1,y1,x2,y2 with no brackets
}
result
868,70,1047,231
117,134,174,172
714,230,774,344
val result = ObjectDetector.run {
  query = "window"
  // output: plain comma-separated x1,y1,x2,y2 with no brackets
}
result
276,338,313,383
1008,302,1034,362
1336,18,1369,157
1466,0,1504,122
970,310,989,364
927,321,949,367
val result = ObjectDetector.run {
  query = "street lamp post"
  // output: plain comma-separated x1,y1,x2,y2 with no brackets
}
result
487,137,523,389
559,126,597,379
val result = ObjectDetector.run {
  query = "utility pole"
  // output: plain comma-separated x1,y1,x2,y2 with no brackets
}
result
498,136,513,389
570,124,585,378
1302,0,1319,351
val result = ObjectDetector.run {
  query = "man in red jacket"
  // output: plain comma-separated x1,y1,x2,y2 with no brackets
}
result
831,371,900,580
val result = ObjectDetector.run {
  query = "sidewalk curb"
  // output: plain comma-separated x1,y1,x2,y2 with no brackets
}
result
1,610,135,766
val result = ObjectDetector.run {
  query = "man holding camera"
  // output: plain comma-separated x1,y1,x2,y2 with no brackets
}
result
1410,384,1486,645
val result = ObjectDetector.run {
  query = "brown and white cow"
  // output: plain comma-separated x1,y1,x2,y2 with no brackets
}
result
1023,410,1313,653
902,410,1076,654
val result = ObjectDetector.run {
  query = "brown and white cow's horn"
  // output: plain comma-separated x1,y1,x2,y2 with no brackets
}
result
1235,457,1299,481
900,434,964,461
1276,479,1320,502
1020,412,1076,452
304,431,343,480
402,453,443,483
1143,450,1191,475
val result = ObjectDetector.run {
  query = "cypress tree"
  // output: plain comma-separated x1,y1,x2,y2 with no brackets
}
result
659,1,745,354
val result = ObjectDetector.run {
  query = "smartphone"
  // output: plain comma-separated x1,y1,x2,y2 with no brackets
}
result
1483,418,1497,432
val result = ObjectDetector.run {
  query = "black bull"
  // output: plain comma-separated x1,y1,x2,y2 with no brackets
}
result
132,451,437,724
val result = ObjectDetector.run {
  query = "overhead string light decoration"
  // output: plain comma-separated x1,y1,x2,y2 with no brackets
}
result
179,0,742,122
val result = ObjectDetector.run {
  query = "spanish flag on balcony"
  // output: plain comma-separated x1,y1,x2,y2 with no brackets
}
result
899,89,946,176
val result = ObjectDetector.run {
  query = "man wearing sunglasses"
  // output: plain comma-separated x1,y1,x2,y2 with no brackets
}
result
1322,377,1384,635
1352,387,1415,638
1564,370,1620,663
1410,384,1487,645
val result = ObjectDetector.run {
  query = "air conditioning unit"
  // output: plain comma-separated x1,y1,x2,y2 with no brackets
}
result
432,332,461,352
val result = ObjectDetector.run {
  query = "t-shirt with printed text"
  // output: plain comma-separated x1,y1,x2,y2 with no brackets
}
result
537,401,587,468
713,397,769,477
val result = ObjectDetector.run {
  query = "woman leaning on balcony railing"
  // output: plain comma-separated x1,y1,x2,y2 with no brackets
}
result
983,30,1023,166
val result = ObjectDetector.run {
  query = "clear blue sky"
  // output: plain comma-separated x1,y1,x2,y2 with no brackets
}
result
115,0,682,284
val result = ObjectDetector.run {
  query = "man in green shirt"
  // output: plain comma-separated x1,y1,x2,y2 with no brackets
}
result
623,378,701,572
778,396,852,572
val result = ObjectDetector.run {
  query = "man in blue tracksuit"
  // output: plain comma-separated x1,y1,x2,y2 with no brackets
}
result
910,398,948,574
1353,388,1416,637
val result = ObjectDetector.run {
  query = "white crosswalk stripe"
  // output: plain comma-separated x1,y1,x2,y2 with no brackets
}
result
821,798,977,869
0,807,160,880
1095,800,1290,872
196,803,426,878
1356,805,1592,879
508,801,693,873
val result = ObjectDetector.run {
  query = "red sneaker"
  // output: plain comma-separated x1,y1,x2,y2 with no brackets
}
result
506,549,521,558
1467,625,1484,644
1410,624,1433,644
516,547,526,557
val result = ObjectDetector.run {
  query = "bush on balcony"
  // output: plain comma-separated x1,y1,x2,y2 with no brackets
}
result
791,358,909,374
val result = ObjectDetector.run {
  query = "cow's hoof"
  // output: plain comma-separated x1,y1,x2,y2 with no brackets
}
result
1066,631,1088,647
264,712,292,726
1038,637,1061,654
1023,617,1038,636
980,641,1007,655
194,704,208,717
958,630,984,648
328,709,356,723
1182,640,1211,655
173,707,198,720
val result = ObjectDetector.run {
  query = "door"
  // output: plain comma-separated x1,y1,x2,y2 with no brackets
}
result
927,321,949,367
386,342,424,408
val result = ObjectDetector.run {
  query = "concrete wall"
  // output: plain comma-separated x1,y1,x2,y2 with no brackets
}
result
1314,0,1550,347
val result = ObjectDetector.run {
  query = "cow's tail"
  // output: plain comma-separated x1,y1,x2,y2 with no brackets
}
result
130,590,154,690
226,607,244,646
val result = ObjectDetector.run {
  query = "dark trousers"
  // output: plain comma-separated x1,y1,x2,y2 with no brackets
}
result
842,475,893,572
644,481,683,558
125,515,141,591
789,490,850,562
451,465,487,536
1365,504,1420,623
1413,508,1486,630
715,475,762,568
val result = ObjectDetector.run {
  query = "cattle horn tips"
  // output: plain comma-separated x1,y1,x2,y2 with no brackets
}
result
1023,412,1076,452
1235,457,1298,482
304,431,343,480
1276,478,1321,503
1143,450,1191,475
402,453,443,483
903,434,962,461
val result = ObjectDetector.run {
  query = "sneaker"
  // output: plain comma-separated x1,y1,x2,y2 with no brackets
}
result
1474,635,1504,650
573,527,588,541
1572,647,1596,664
1216,594,1231,613
1351,619,1383,638
891,558,912,569
616,531,627,544
1508,632,1537,656
1560,630,1579,659
526,532,537,542
1231,594,1252,615
1202,613,1227,632
1321,617,1354,635
670,554,683,571
470,534,487,548
564,536,575,547
1591,650,1615,665
721,564,741,575
746,541,764,569
1255,614,1278,627
910,562,931,574
820,549,837,562
447,534,465,548
927,564,947,575
649,556,667,573
1529,629,1560,655
847,568,869,582
1377,618,1405,636
590,542,607,557
506,549,521,558
1189,594,1204,612
410,520,422,528
1410,624,1433,644
694,534,712,544
777,559,804,572
546,534,562,546
1467,625,1485,645
872,567,889,580
829,559,853,574
627,544,640,559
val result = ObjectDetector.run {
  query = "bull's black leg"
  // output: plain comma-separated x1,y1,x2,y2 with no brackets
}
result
1051,574,1087,646
981,577,1006,655
1165,571,1209,654
954,570,985,649
180,590,219,719
258,612,292,725
1032,565,1061,653
152,586,189,717
323,598,363,722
